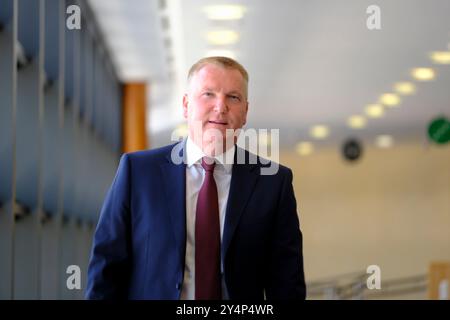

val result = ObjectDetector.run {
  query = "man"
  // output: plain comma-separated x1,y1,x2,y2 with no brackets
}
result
86,57,306,300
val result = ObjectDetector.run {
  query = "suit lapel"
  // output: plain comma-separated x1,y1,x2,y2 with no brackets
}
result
160,141,187,265
222,147,259,263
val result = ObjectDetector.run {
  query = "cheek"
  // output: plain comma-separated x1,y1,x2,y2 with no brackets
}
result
232,108,247,122
194,102,211,118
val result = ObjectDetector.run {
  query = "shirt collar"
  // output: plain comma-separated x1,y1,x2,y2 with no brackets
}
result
186,136,234,174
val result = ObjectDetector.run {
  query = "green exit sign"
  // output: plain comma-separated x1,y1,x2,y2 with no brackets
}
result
428,117,450,144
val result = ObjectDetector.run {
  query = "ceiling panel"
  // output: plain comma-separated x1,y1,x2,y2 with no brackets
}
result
90,0,450,148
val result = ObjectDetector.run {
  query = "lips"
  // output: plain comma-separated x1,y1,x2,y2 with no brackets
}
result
208,120,228,125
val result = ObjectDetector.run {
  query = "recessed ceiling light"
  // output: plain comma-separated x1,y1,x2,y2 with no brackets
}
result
296,142,313,156
310,125,329,139
394,82,415,95
205,49,236,59
375,135,394,148
430,51,450,64
365,104,385,118
203,5,246,20
206,30,239,45
411,68,435,81
379,93,401,107
348,115,367,129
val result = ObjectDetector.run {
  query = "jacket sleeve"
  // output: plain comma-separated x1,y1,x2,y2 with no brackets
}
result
265,168,306,300
85,154,132,299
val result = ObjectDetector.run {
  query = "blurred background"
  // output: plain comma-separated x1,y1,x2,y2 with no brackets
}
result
0,0,449,299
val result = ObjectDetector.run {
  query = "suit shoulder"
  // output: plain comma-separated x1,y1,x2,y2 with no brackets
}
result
123,142,178,165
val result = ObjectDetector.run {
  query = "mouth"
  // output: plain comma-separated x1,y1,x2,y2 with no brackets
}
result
208,120,228,126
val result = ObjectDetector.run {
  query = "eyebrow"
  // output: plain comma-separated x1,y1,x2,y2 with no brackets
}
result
227,91,242,97
201,87,243,96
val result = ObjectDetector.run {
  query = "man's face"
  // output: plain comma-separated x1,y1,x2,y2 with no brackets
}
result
183,63,249,153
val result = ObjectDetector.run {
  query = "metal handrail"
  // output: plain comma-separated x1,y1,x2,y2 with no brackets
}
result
307,271,428,300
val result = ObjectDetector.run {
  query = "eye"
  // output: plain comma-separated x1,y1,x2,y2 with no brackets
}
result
203,92,214,97
229,95,241,101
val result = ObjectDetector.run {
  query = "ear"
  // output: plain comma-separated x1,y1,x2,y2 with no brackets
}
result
182,94,189,119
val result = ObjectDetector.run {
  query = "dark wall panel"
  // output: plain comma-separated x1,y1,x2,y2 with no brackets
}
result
1,0,124,299
0,0,16,299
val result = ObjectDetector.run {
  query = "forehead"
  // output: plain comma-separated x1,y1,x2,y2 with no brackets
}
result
190,64,246,92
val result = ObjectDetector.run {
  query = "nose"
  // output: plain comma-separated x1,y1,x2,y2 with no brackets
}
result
213,95,228,113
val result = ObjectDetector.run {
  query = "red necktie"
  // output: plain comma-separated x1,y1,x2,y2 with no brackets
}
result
195,157,222,300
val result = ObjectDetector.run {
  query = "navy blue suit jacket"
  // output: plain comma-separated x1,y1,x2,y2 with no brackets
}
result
86,141,306,300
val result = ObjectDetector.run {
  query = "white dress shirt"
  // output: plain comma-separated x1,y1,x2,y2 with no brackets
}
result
180,137,234,300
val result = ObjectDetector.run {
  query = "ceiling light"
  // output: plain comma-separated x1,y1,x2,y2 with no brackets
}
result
379,93,401,107
375,135,394,148
205,49,236,59
296,142,313,156
203,5,246,20
348,115,367,129
394,82,415,95
365,104,385,118
430,51,450,64
411,68,435,81
310,125,329,139
206,30,239,45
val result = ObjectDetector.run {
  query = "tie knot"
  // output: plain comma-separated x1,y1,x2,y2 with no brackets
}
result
201,157,216,172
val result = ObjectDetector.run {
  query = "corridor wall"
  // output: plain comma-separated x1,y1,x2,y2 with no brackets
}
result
0,0,122,299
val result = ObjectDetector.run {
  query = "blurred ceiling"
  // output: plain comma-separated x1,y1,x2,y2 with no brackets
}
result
89,0,450,150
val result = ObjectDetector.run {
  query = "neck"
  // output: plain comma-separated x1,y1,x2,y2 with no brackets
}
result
189,136,235,157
